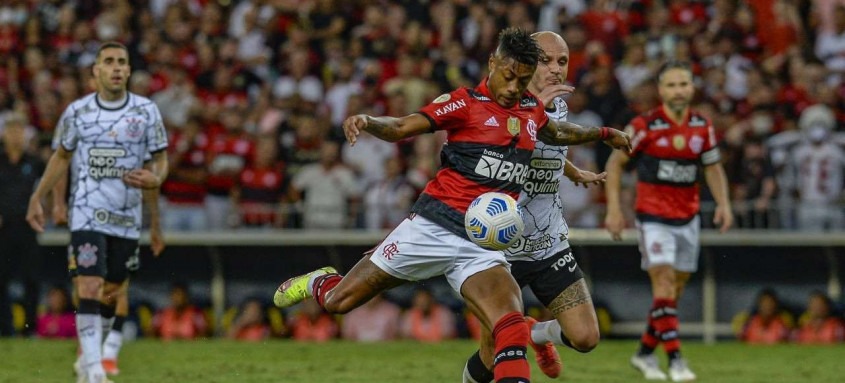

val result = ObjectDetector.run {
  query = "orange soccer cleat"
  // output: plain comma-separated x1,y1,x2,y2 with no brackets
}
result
102,359,120,376
525,316,562,378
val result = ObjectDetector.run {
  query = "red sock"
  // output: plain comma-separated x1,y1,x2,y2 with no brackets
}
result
311,274,342,307
650,298,680,354
491,312,531,383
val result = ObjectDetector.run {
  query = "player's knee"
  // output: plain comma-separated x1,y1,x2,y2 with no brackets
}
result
77,277,103,299
568,329,599,353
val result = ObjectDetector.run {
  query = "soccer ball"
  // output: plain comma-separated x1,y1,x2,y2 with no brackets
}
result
464,192,524,250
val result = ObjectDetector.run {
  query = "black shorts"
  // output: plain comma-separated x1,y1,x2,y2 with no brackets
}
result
509,248,584,307
67,230,140,283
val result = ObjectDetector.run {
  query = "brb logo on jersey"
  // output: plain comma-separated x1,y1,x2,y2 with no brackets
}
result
88,147,131,180
657,160,697,183
474,149,528,184
522,158,561,196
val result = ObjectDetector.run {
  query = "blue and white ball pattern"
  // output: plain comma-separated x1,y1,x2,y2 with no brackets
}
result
465,192,525,250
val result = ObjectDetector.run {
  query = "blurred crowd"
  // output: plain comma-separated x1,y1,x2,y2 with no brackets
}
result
0,0,843,231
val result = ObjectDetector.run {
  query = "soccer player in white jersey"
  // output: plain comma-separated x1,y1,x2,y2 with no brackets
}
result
26,42,168,383
463,31,608,383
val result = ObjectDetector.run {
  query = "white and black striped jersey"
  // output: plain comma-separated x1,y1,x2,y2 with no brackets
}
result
505,96,571,261
54,92,168,239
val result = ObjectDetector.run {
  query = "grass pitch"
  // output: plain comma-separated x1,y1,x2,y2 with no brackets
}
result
1,339,843,382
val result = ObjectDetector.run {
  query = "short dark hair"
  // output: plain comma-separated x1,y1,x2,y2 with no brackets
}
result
495,27,542,66
95,41,128,61
656,60,692,82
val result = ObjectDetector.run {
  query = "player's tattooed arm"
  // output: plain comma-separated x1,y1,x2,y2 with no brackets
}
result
547,279,592,316
342,114,432,145
540,120,632,152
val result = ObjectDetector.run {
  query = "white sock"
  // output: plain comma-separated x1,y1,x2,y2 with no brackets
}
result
102,329,123,360
306,269,330,294
101,316,114,339
462,363,481,383
531,319,564,345
77,313,104,369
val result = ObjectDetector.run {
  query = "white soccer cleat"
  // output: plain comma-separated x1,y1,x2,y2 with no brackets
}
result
668,358,696,382
630,354,668,381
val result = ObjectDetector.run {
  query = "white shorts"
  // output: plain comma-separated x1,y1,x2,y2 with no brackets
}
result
636,216,700,272
368,215,510,294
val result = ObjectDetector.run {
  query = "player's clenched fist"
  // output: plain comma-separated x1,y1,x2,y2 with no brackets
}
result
602,128,633,153
342,114,369,146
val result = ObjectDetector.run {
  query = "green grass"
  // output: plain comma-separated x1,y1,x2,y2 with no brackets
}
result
1,339,844,382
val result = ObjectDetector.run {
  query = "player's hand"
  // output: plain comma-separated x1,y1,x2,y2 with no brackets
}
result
536,84,575,107
602,128,632,153
150,225,165,257
713,204,734,233
604,209,625,241
342,114,369,146
569,170,606,188
123,169,161,189
26,197,46,233
52,202,68,226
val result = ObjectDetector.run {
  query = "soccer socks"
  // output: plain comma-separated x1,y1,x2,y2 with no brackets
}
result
640,298,681,361
103,315,125,360
310,272,342,308
77,299,104,370
100,303,116,339
463,350,494,383
492,312,531,383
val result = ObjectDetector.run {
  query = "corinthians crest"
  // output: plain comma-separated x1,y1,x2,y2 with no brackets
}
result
507,117,520,136
77,243,99,268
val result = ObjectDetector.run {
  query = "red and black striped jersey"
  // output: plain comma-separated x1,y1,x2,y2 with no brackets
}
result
627,106,721,225
412,79,549,238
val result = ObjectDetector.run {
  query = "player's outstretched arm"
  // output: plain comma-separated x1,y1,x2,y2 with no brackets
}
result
604,150,630,241
342,113,432,146
703,163,733,233
539,120,632,152
27,146,74,232
563,159,606,188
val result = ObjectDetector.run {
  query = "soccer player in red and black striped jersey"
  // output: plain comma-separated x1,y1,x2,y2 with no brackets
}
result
274,28,630,383
605,60,733,382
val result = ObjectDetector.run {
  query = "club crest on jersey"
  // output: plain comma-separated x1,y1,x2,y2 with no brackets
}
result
125,117,145,138
689,135,704,154
527,119,538,142
672,135,686,151
507,117,520,136
433,94,451,103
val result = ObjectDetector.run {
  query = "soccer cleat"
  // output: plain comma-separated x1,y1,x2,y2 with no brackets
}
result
273,267,337,308
73,355,84,378
668,358,696,382
102,359,120,376
86,366,114,383
630,354,668,381
525,317,562,378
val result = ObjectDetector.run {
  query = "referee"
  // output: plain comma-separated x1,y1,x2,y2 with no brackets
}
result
0,113,44,337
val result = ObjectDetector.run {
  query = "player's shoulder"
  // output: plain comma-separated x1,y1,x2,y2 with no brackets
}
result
127,92,159,110
636,108,671,131
66,93,98,111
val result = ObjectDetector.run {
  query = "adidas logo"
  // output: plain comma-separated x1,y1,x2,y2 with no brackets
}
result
656,137,669,147
484,116,499,127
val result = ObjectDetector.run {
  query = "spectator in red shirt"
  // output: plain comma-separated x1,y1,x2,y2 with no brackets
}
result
399,288,456,343
793,291,845,344
234,136,288,228
161,116,210,231
288,299,338,342
226,298,271,342
206,106,255,229
739,289,792,344
36,285,76,339
153,283,209,341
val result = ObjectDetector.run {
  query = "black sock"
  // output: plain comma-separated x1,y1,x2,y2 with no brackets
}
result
100,303,116,319
638,343,656,356
112,315,125,332
466,350,494,383
78,299,100,315
668,350,682,363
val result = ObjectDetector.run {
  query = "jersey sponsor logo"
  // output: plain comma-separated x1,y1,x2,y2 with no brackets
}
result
507,117,520,135
689,135,704,154
87,147,131,180
519,96,538,108
527,119,538,142
522,158,562,196
434,99,466,116
649,118,670,130
689,115,707,127
433,94,451,103
511,233,553,253
474,149,528,184
672,135,686,151
94,209,136,227
484,116,499,127
657,160,697,183
550,251,577,272
77,243,98,268
467,89,491,101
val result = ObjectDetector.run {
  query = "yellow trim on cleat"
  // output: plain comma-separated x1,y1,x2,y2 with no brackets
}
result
273,267,337,308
